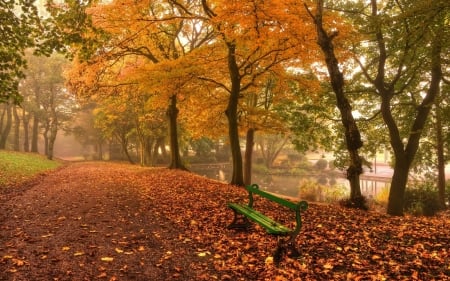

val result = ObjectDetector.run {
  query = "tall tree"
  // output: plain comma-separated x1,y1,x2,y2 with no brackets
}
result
199,0,315,185
356,0,446,215
63,0,213,169
305,0,365,207
308,0,448,214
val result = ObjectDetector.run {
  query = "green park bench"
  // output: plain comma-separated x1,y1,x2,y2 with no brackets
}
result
227,183,308,261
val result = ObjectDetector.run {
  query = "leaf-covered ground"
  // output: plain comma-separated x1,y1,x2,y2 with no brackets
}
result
0,162,449,281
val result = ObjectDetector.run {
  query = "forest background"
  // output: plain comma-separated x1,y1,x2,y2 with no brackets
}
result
1,0,450,216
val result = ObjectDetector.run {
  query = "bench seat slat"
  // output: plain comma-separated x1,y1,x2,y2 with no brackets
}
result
245,185,298,210
228,203,291,235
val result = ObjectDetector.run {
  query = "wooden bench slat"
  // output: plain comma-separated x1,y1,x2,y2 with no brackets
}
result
228,203,291,235
245,185,298,210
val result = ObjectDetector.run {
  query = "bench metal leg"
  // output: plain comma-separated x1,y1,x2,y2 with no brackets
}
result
273,236,300,264
227,210,251,230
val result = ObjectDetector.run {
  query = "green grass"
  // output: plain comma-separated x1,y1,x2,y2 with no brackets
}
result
0,150,62,188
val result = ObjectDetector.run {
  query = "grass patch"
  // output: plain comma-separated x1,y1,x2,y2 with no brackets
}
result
0,150,62,188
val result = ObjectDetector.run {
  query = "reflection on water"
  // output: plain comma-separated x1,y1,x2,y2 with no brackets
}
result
190,163,390,201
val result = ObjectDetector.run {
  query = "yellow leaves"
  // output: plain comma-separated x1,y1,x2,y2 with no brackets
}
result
101,257,114,262
74,252,85,257
62,246,71,251
323,262,334,270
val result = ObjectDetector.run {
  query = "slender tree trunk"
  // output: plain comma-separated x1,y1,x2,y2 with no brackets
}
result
31,113,39,153
0,102,12,149
435,101,446,209
244,128,255,186
116,133,134,164
13,105,20,151
47,117,57,160
43,120,49,156
167,94,186,170
47,88,58,160
139,139,145,166
226,42,244,186
0,104,5,137
307,1,363,206
22,110,30,152
145,137,154,166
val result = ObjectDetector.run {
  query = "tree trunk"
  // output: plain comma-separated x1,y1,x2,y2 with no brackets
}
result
144,136,154,166
0,104,4,138
226,42,244,186
97,141,103,160
116,132,134,164
139,139,145,166
47,88,58,160
22,110,30,152
0,102,12,149
31,113,39,153
244,128,255,186
435,101,446,209
307,0,363,205
43,120,49,156
167,94,186,170
47,116,58,160
12,105,20,151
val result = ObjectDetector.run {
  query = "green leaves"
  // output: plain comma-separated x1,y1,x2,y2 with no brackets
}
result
0,0,40,103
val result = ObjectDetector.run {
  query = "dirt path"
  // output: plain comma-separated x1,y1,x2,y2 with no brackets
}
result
0,162,218,281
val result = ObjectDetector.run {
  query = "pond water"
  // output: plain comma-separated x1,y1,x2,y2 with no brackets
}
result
189,163,391,202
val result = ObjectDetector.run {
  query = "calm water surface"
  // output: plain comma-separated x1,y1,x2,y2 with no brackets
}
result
190,163,390,201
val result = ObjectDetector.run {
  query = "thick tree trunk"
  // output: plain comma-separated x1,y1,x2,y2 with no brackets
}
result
167,95,186,170
244,128,255,186
226,42,244,186
307,1,363,205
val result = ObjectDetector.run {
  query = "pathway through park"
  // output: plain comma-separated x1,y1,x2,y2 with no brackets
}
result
1,161,449,281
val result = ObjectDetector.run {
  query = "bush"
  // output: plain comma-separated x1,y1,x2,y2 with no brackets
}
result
315,159,328,170
298,179,320,202
375,186,390,205
298,179,348,203
339,195,369,210
404,182,442,216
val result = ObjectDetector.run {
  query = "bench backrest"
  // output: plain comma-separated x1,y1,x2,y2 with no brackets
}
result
245,184,307,211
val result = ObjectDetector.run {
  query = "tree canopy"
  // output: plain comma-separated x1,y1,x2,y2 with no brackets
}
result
0,0,40,103
6,0,448,215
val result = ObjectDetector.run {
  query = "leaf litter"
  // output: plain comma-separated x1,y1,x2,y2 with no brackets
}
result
0,161,449,280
